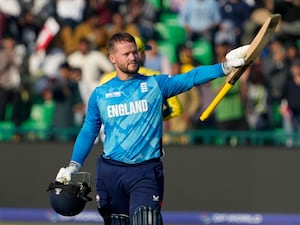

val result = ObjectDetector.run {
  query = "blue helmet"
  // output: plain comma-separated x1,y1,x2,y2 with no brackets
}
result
47,172,92,216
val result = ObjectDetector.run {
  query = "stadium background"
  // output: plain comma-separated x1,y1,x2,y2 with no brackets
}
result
1,141,300,224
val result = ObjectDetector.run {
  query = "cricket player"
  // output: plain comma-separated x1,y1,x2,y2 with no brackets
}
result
56,32,248,225
97,35,183,144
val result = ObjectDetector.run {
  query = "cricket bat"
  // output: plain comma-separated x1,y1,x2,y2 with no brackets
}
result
199,14,281,121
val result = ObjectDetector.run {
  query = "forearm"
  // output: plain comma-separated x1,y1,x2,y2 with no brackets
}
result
192,64,225,85
71,126,97,166
157,64,225,99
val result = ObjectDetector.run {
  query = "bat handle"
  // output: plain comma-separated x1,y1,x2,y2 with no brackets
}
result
200,82,233,121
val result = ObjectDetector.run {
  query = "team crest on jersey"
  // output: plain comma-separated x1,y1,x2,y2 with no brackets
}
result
140,82,148,93
105,91,121,98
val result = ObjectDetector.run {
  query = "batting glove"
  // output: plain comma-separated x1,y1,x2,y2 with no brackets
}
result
55,161,81,183
222,45,250,74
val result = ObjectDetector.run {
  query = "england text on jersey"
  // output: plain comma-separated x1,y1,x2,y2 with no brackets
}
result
107,100,148,118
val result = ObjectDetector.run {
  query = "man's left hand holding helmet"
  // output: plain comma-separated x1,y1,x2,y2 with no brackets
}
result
55,161,82,183
47,161,92,217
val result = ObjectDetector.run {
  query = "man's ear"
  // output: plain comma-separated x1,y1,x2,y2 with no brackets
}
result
109,54,116,64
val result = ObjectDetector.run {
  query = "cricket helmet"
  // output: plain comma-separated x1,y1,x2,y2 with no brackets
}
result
133,36,152,52
47,172,92,216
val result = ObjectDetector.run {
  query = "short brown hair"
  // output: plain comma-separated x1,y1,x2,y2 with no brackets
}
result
106,32,136,54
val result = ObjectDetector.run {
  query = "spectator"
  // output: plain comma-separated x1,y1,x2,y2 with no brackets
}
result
17,9,40,55
0,36,26,134
88,0,112,25
70,67,86,127
214,20,237,47
144,38,172,74
29,42,66,82
179,0,221,43
67,37,114,107
210,41,248,145
0,10,5,40
56,0,87,29
106,11,140,38
273,0,300,44
69,67,85,97
284,41,300,68
72,9,109,54
51,62,84,141
28,36,67,103
0,0,20,17
244,57,270,130
124,0,157,40
0,0,21,39
218,0,252,45
279,58,300,147
104,0,128,14
177,41,201,67
169,0,188,13
57,24,76,56
262,38,290,128
25,0,56,27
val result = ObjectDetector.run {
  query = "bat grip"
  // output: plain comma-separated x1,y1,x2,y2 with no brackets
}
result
199,83,233,121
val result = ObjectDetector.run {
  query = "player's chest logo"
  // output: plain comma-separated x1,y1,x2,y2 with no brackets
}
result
105,91,121,98
140,82,148,93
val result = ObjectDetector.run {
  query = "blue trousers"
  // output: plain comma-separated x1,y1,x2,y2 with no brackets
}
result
96,156,164,218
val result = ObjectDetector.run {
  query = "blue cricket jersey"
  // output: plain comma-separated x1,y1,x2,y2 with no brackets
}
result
71,64,225,165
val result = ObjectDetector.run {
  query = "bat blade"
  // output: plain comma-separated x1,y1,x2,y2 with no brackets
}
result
199,14,281,121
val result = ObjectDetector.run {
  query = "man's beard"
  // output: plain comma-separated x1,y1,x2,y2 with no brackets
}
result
118,62,140,75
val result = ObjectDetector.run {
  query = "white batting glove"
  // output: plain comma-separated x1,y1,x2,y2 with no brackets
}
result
225,45,250,60
55,161,81,183
222,45,250,74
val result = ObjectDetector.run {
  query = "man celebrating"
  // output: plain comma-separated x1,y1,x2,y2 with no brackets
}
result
100,35,182,121
97,35,183,144
55,32,248,225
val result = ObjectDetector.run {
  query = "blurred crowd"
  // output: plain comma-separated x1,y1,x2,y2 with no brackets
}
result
0,0,299,145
